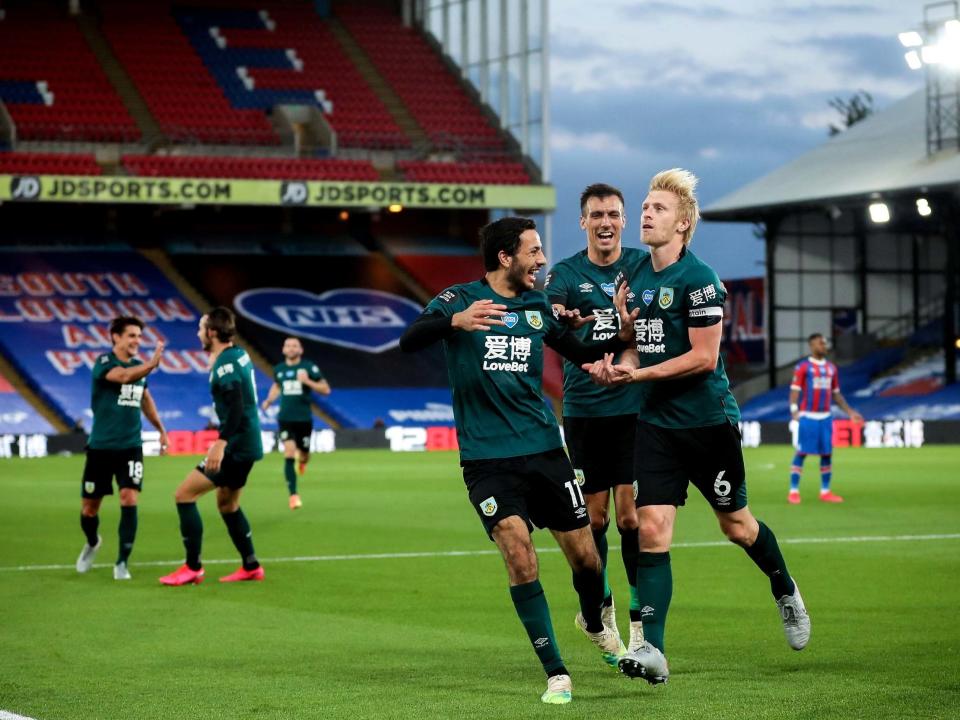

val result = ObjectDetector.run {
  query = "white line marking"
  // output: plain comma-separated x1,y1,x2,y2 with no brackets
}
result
2,533,958,574
1,711,40,720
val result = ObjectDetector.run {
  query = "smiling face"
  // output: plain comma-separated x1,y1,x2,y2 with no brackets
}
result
503,228,547,293
111,324,142,360
641,190,689,250
580,194,625,258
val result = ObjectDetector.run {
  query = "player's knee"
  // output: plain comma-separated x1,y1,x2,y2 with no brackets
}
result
504,547,538,583
173,487,191,503
588,512,608,533
722,522,752,547
616,510,639,532
638,515,668,546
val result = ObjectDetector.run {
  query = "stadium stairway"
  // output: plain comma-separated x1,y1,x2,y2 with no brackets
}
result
138,247,341,429
324,17,428,153
0,351,67,433
75,11,163,143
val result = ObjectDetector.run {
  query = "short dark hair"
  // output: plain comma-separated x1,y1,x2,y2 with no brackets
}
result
206,306,236,343
808,333,824,343
283,336,302,345
580,183,625,216
479,217,537,272
109,316,143,338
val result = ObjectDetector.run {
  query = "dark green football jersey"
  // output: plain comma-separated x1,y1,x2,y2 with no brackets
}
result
210,346,263,461
273,360,323,423
423,280,573,461
87,352,146,450
627,248,740,428
545,247,645,418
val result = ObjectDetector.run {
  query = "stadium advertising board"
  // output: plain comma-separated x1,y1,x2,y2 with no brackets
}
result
1,175,557,210
4,419,952,459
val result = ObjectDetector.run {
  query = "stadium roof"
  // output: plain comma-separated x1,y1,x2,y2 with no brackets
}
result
703,89,960,222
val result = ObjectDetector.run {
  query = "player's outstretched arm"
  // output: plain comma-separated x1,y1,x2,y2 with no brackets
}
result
582,348,638,386
400,300,507,352
104,342,165,384
141,389,169,455
261,382,281,411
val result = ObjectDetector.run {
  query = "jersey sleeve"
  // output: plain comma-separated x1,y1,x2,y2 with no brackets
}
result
683,267,725,328
543,264,571,306
309,363,324,381
424,285,466,318
213,361,242,392
790,362,806,392
91,353,119,382
831,364,840,393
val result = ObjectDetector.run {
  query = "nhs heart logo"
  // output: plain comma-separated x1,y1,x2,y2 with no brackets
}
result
502,312,519,329
600,282,616,297
642,289,655,306
234,288,423,353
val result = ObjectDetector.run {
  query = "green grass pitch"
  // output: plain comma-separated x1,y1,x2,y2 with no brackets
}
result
1,446,958,719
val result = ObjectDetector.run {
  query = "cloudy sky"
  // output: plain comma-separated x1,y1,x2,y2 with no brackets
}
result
547,0,923,279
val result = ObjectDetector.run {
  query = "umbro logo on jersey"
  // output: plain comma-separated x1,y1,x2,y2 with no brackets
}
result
642,289,655,306
502,312,519,329
579,283,594,293
600,282,616,297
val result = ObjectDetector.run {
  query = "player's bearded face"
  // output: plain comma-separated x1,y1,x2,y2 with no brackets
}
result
283,339,302,360
506,229,546,292
197,317,212,352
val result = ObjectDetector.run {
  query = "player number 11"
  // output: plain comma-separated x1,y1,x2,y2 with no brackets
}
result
564,480,585,508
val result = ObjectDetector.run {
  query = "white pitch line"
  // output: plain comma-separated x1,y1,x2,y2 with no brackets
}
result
2,532,959,574
1,711,39,720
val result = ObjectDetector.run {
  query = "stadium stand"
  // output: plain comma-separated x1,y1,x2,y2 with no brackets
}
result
0,5,139,142
0,152,102,176
335,2,505,152
167,246,450,428
0,370,56,435
97,0,279,144
122,154,378,180
0,249,281,433
397,160,531,185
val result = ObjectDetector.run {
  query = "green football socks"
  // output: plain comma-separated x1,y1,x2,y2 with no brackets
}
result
618,525,642,620
221,508,259,571
175,502,204,571
509,580,566,675
635,551,672,652
284,458,297,495
80,513,99,546
593,522,612,603
117,505,137,564
745,521,796,599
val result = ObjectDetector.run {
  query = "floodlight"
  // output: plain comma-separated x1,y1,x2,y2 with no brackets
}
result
916,198,932,216
906,50,923,69
868,202,890,223
899,31,923,47
922,44,943,63
388,204,403,213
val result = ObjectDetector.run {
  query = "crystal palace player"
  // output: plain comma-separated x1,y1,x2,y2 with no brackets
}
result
585,169,810,685
76,316,167,581
159,307,264,586
261,336,331,510
788,333,863,504
400,216,638,705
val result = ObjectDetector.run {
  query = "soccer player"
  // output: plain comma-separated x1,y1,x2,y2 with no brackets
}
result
76,316,167,580
159,307,264,586
261,336,331,509
544,183,643,652
788,333,863,504
400,217,638,705
585,169,811,684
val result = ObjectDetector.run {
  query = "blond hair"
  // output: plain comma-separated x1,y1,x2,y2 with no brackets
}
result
649,168,700,246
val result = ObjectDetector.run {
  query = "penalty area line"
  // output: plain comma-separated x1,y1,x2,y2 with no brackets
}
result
2,532,959,573
1,711,40,720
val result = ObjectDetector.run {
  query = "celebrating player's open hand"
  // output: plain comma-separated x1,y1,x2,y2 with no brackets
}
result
582,353,633,386
613,284,639,342
452,299,508,332
148,341,166,368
